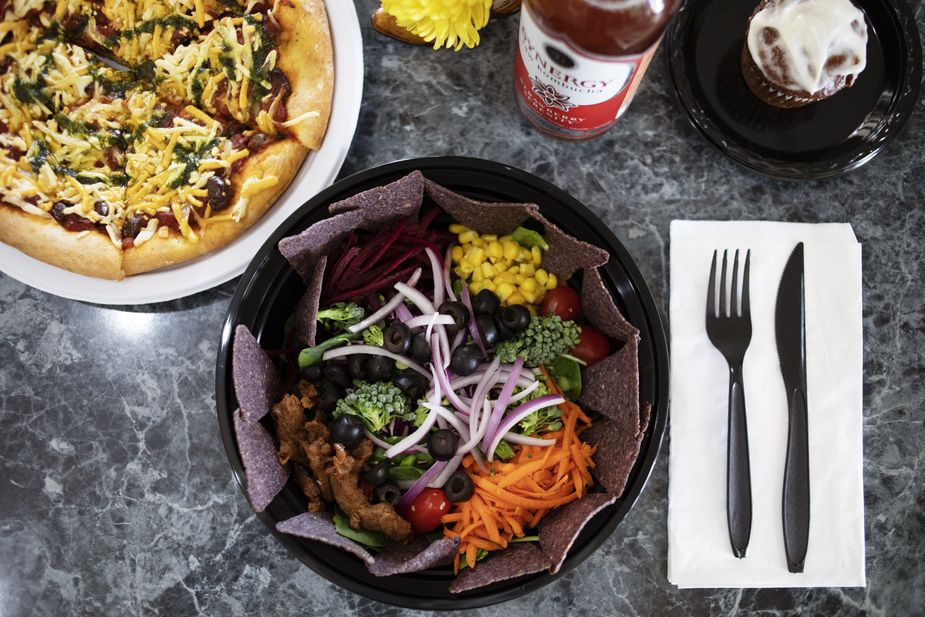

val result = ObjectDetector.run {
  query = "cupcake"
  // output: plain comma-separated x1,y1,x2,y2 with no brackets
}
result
741,0,869,108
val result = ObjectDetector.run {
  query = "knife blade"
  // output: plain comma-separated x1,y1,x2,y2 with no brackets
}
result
774,242,810,573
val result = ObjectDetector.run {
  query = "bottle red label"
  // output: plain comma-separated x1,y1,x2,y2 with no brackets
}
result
514,4,658,139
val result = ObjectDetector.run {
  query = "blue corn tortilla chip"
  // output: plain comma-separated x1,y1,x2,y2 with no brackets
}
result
539,493,616,574
580,266,640,342
233,409,288,512
424,179,539,235
579,404,651,498
449,542,550,594
529,212,609,280
578,338,640,423
367,536,460,577
328,171,425,215
578,266,641,424
279,174,425,282
276,512,375,565
291,255,326,348
233,325,280,422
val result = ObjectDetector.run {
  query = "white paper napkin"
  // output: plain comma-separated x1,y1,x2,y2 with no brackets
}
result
667,220,866,588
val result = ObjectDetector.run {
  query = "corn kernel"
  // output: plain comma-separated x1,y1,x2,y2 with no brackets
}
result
502,241,519,261
499,271,517,283
519,263,535,276
472,268,483,282
521,289,537,304
527,304,537,315
454,266,466,278
531,246,542,265
507,265,520,274
546,273,558,289
481,262,496,277
514,274,526,284
521,278,537,293
535,269,549,286
499,235,513,243
519,248,530,261
481,234,497,242
496,282,515,301
451,246,463,262
466,247,484,265
487,241,503,259
459,263,474,275
469,281,484,294
481,280,495,292
508,292,525,305
471,238,486,248
458,230,478,244
449,223,468,234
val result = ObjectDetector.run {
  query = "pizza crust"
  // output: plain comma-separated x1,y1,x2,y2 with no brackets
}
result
274,0,334,150
122,138,308,275
0,204,124,280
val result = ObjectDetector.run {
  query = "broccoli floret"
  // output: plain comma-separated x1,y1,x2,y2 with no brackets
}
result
495,315,581,367
316,302,365,331
333,381,410,433
362,324,384,346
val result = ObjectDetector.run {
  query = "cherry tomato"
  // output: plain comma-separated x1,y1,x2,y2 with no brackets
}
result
403,487,450,534
570,325,610,365
541,286,581,321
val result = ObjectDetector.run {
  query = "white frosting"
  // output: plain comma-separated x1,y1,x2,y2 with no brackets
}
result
747,0,868,94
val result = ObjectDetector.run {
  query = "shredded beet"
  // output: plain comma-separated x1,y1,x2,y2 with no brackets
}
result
322,215,450,303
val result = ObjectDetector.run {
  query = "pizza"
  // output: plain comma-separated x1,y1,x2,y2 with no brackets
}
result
0,0,333,280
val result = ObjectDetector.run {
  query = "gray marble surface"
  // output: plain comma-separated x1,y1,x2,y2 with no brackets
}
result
1,1,922,615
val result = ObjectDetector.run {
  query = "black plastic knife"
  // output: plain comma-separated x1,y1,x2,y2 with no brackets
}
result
774,242,810,573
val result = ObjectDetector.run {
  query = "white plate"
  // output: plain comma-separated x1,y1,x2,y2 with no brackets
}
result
0,1,363,305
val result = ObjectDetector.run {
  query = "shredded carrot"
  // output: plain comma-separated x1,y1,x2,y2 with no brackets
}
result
444,366,596,573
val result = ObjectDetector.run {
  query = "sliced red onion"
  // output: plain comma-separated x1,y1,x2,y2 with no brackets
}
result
503,432,556,446
406,314,455,329
508,380,540,405
451,329,466,353
397,459,448,511
481,358,524,451
322,345,428,377
385,366,441,459
425,247,445,310
431,452,464,487
348,269,422,333
393,301,414,323
365,430,424,454
421,401,470,440
459,283,487,357
460,398,494,456
443,245,458,302
431,334,469,413
486,395,565,461
467,358,500,436
395,281,437,315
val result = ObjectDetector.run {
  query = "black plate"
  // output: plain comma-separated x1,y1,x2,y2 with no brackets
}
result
215,157,669,610
665,0,921,179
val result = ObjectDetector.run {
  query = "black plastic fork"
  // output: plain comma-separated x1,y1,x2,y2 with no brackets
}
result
706,249,753,558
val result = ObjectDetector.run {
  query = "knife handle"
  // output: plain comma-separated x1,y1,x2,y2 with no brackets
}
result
727,363,752,558
783,387,810,573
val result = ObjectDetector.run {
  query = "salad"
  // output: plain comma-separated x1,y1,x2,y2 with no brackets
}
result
231,172,650,592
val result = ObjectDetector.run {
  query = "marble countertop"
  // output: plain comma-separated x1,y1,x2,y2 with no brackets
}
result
1,1,922,615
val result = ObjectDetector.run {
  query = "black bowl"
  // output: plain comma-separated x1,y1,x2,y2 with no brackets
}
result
666,0,922,180
215,157,669,609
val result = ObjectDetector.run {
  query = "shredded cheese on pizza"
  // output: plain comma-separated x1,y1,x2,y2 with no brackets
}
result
0,0,321,273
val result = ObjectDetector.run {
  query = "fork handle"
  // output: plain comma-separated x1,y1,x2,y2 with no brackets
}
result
727,363,752,558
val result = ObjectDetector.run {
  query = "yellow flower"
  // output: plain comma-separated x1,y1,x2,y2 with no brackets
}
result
382,0,492,51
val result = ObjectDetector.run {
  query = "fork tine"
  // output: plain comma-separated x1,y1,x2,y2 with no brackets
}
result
707,250,717,318
731,249,740,317
742,249,751,317
719,250,728,318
